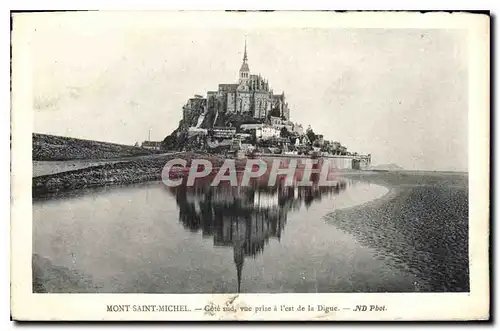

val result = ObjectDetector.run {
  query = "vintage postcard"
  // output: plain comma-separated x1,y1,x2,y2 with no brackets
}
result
10,11,490,321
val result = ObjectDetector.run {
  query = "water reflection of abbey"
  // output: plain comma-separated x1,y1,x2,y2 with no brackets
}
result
167,174,349,292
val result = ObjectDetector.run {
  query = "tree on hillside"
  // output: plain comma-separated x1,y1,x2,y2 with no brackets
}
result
248,130,257,145
280,127,290,138
162,132,177,150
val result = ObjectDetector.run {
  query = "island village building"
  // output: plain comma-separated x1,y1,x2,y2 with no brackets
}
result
179,40,371,169
207,39,290,120
183,40,301,139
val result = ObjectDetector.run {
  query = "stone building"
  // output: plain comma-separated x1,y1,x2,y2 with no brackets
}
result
182,95,206,121
211,127,237,139
205,40,291,121
141,141,162,150
256,125,280,140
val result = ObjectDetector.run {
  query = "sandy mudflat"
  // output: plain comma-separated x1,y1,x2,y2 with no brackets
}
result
32,170,469,293
326,170,469,292
32,253,101,293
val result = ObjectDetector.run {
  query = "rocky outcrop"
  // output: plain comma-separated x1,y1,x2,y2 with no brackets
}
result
366,163,404,171
162,112,263,152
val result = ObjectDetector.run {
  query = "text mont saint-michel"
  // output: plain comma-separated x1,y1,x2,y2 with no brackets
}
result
107,304,189,313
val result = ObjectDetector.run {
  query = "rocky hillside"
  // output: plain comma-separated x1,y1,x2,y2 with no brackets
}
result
162,110,262,151
367,163,404,171
33,133,157,161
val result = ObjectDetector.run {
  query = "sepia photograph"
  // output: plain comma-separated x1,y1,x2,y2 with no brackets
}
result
10,10,490,321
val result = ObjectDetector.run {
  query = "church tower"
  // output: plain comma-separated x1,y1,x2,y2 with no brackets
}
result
238,38,250,90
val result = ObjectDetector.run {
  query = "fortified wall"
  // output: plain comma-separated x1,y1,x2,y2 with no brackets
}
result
261,154,371,170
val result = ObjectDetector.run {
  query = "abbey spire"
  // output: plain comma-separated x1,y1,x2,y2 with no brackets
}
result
239,38,250,73
239,37,250,88
243,37,248,63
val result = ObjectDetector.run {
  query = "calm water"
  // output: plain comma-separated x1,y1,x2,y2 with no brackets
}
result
33,174,425,293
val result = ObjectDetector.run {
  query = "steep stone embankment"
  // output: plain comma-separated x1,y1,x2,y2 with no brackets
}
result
32,152,235,198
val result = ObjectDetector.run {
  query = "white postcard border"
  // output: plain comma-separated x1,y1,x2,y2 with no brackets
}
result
10,11,490,321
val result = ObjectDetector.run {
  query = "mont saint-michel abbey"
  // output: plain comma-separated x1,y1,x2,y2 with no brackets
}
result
174,39,371,168
206,40,290,120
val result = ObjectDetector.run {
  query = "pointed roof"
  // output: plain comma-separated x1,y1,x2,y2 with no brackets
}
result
240,62,250,72
239,38,250,72
243,37,248,62
239,61,249,72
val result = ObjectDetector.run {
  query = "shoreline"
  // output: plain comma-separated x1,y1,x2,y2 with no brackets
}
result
32,154,467,203
32,169,469,293
32,152,230,199
326,171,469,292
32,153,366,199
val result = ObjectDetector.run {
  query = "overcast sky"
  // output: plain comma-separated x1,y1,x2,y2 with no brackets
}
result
28,14,468,171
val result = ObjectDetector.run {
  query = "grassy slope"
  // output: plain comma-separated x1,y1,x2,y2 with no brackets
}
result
33,133,158,161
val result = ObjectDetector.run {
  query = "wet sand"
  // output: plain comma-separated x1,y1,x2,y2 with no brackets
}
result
32,170,469,293
326,170,469,292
